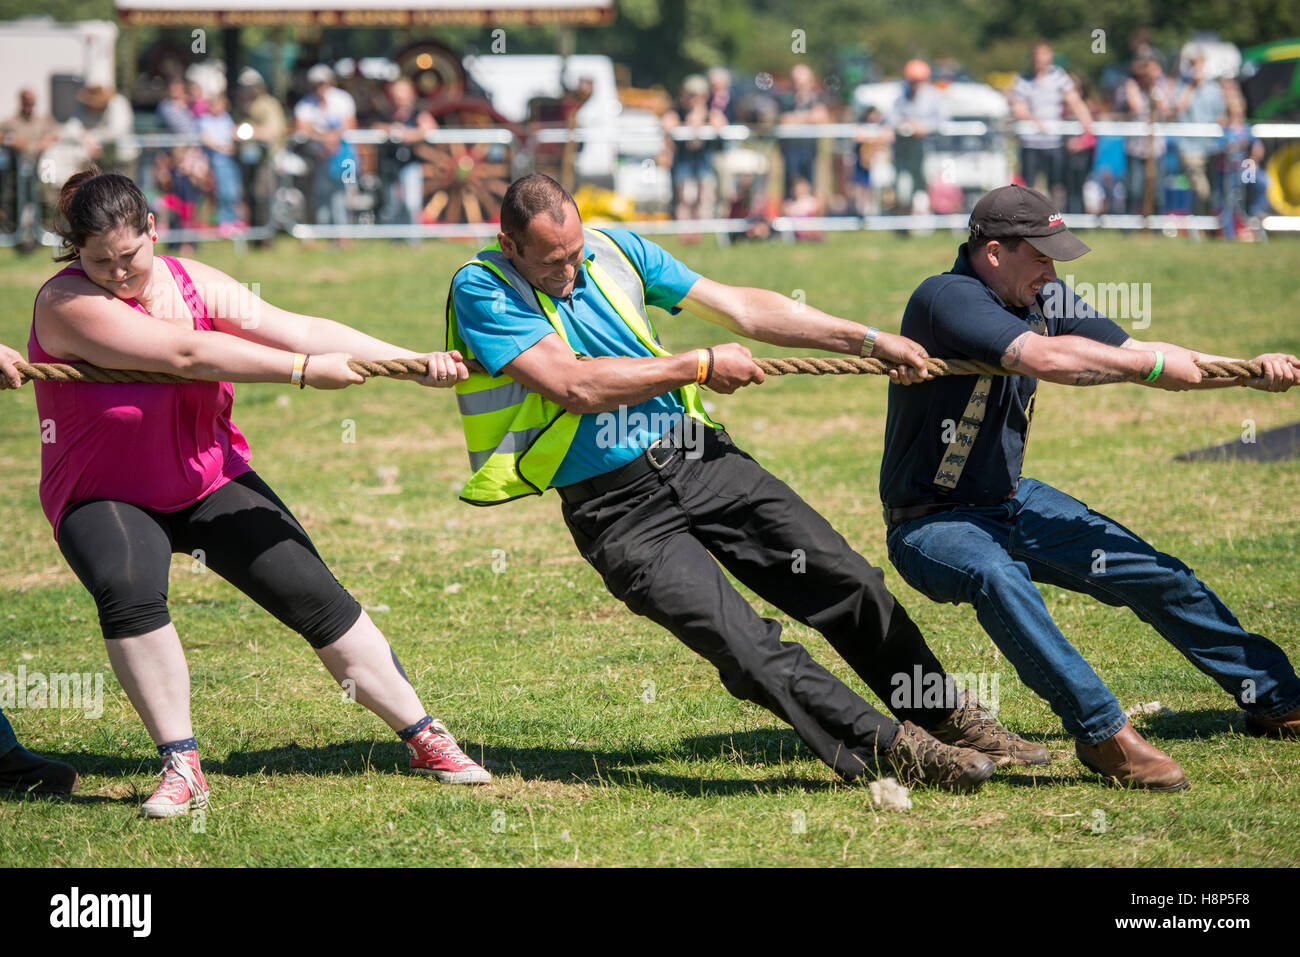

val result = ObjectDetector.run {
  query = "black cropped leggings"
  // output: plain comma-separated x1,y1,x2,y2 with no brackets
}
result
57,471,362,647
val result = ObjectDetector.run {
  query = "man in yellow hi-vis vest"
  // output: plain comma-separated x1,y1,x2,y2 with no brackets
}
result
447,174,1049,791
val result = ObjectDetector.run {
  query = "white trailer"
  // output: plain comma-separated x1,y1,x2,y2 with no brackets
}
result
0,16,117,122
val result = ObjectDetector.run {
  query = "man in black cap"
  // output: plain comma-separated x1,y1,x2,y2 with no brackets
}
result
878,184,1300,790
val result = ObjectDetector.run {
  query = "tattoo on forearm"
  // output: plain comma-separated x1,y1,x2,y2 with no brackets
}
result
1001,332,1031,371
1072,369,1129,386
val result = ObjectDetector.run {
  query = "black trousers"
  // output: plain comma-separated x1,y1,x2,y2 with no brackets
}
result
561,429,954,781
1020,146,1067,199
1064,145,1095,215
58,471,362,647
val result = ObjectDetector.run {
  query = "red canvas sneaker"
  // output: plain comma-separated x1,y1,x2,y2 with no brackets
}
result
140,750,210,818
406,721,491,785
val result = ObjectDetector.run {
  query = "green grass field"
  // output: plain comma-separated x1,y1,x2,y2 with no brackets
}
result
1,230,1298,867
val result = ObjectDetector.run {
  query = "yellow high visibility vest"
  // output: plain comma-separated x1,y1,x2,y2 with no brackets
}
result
444,227,719,505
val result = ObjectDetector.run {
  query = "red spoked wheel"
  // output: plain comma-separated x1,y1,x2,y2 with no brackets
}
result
417,97,516,225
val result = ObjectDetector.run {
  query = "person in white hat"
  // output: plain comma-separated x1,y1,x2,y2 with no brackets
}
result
294,64,356,239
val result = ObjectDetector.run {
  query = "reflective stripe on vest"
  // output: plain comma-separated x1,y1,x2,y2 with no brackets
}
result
456,380,530,417
445,226,718,505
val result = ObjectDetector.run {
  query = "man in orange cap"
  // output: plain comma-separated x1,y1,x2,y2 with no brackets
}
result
902,59,930,84
886,60,947,215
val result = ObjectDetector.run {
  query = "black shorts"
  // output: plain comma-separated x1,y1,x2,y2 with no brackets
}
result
57,471,362,647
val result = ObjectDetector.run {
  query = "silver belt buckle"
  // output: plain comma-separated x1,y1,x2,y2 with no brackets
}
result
645,435,676,471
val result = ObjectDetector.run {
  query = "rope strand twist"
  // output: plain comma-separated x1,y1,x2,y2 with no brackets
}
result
9,355,1268,386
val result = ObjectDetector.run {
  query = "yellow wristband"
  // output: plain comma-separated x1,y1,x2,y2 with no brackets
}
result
696,348,709,385
291,353,306,386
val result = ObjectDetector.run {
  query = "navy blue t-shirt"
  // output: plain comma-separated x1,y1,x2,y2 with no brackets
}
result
879,243,1130,507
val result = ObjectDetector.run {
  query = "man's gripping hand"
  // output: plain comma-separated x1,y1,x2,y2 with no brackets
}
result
707,342,766,394
871,331,932,385
1146,350,1202,391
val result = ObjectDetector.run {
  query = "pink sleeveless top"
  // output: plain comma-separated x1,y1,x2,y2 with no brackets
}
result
29,256,253,540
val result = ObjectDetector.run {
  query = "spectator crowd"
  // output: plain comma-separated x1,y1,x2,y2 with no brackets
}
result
656,38,1276,242
0,35,1282,248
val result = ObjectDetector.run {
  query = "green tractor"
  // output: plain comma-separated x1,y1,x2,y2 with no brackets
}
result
1240,38,1300,215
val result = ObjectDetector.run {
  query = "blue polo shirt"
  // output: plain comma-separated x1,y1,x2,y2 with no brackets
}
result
451,227,702,487
879,243,1130,507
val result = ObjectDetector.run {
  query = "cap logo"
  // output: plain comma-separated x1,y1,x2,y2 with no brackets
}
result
1047,213,1063,227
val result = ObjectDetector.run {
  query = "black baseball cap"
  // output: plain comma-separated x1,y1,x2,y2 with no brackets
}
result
968,184,1090,261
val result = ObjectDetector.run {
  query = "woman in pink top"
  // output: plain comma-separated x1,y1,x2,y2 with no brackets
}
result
16,167,491,818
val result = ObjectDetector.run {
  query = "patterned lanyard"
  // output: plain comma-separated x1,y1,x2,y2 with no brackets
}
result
933,309,1048,494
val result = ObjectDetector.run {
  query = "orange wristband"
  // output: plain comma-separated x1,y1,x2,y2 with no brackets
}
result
696,348,709,385
291,352,307,386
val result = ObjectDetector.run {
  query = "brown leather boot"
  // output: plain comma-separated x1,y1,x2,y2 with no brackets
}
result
883,720,997,793
1075,723,1188,791
929,695,1052,766
1245,706,1300,738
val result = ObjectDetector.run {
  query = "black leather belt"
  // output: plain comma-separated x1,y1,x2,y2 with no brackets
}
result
882,501,960,527
556,436,684,505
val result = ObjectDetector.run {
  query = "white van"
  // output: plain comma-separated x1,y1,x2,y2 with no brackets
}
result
853,80,1011,208
463,54,621,184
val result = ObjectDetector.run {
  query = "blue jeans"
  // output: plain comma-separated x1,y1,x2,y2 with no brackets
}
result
206,150,243,225
313,156,349,226
0,707,17,756
0,150,41,242
886,478,1300,744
